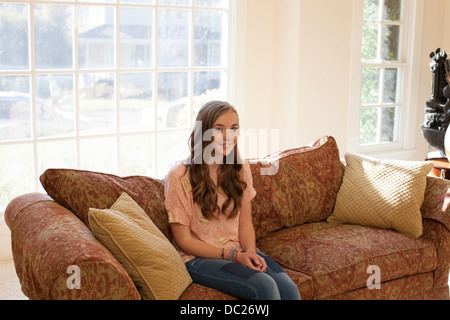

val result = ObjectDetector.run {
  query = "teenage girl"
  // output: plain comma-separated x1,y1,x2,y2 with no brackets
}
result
164,101,300,300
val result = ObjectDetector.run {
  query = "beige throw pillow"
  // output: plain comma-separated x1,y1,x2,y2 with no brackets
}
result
327,153,433,238
88,192,192,300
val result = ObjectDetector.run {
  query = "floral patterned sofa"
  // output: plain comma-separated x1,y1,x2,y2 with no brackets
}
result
5,136,450,300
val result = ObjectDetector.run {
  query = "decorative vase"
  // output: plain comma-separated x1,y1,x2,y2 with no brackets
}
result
445,127,450,161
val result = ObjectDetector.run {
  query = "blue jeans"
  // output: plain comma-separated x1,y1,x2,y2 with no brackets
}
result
185,251,301,300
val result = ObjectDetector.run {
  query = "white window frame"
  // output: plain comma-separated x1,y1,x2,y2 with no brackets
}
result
348,0,424,158
0,0,246,217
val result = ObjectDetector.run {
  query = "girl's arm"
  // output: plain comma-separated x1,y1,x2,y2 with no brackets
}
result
170,223,225,260
238,201,267,272
238,201,257,253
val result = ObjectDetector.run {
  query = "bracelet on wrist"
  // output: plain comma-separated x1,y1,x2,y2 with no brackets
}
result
226,249,234,261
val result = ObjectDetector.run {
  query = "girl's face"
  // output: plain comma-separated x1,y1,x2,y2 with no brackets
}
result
211,110,239,158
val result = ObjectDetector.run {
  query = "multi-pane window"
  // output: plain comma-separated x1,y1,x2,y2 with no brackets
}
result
0,0,230,213
359,0,407,146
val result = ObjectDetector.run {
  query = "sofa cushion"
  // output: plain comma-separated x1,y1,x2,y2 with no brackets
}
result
88,192,192,300
256,222,437,300
249,136,344,239
179,283,238,300
327,153,433,238
40,168,171,240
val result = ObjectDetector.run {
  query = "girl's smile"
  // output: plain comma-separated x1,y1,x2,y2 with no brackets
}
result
211,110,239,158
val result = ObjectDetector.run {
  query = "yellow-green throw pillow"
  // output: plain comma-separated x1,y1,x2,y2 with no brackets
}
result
88,192,192,300
327,153,433,238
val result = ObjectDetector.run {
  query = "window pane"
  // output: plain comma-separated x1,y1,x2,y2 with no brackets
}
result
158,9,190,68
120,73,154,132
381,107,398,143
80,137,116,173
384,0,402,21
0,76,31,141
158,72,188,129
362,22,378,61
363,0,379,20
360,108,378,145
119,134,154,176
157,130,189,178
193,71,224,116
0,143,34,211
79,73,115,135
159,0,191,5
195,0,227,8
362,68,380,105
384,68,400,104
34,5,73,70
36,74,75,138
382,24,400,61
37,140,76,176
0,3,29,71
194,10,224,67
79,6,115,69
120,7,154,69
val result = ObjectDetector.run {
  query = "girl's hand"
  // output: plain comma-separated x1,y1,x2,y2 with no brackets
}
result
236,251,267,272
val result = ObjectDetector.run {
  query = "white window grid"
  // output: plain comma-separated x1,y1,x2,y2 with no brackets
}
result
359,0,409,149
348,0,423,155
0,0,236,214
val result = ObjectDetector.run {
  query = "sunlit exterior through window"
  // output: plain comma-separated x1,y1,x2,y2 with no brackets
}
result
359,0,407,146
0,0,230,214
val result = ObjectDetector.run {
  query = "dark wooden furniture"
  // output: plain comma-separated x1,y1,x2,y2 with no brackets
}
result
427,158,450,180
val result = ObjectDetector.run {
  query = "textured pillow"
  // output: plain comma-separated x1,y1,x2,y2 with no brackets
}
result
249,136,345,239
40,169,170,240
88,192,192,300
327,153,433,238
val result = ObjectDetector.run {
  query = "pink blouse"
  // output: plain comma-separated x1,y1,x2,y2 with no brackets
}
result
163,161,257,263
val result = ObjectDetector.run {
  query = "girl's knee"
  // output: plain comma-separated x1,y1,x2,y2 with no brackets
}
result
250,273,281,300
282,281,301,300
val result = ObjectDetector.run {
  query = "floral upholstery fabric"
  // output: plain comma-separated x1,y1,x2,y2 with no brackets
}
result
256,222,438,299
179,284,237,300
249,136,344,240
421,176,450,231
421,219,450,291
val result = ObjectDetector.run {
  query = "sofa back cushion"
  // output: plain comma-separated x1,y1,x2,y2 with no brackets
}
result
249,136,344,240
40,169,171,240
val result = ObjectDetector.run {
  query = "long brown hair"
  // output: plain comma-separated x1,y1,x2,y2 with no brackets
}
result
185,101,247,220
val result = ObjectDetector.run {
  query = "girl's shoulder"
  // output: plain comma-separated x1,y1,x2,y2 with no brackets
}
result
168,161,187,176
164,161,189,185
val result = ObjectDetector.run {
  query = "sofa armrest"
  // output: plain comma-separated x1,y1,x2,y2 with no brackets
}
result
420,177,450,290
5,193,141,300
421,176,450,231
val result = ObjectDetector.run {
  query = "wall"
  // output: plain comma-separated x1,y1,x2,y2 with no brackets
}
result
243,0,448,161
296,0,353,152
